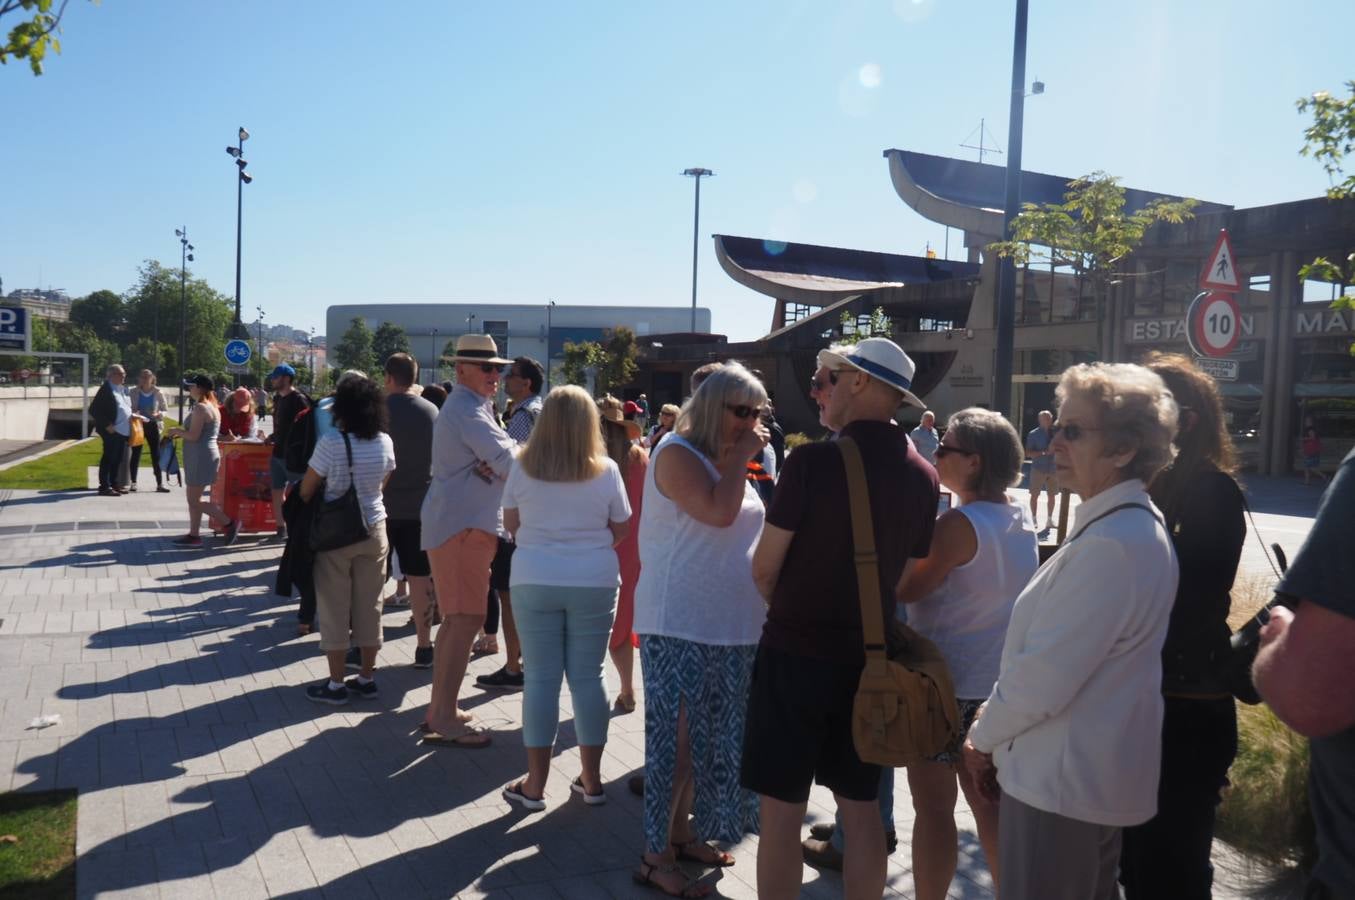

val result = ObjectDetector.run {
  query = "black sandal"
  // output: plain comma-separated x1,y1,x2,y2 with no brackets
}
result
632,858,707,898
673,839,735,868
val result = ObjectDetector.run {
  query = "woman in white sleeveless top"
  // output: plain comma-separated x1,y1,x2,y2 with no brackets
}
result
896,407,1039,900
632,363,769,899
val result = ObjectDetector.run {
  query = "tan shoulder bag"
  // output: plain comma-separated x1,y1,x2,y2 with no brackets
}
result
839,436,960,768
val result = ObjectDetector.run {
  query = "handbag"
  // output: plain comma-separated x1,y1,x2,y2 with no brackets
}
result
158,439,181,477
309,432,370,553
129,417,145,448
840,436,960,768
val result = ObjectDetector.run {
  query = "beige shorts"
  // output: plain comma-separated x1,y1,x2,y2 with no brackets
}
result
314,521,389,652
428,528,499,617
1030,469,1059,495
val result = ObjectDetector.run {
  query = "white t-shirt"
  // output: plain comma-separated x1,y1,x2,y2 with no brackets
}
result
502,458,631,588
308,431,397,529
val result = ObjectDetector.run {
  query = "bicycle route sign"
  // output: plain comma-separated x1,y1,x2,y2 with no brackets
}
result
224,339,252,367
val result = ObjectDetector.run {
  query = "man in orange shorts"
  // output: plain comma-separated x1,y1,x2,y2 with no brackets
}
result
418,334,517,747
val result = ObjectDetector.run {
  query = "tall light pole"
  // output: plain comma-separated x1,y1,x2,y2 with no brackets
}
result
255,306,266,386
992,1,1029,418
225,127,252,346
682,168,714,334
430,326,438,384
545,299,556,391
467,313,476,336
175,227,194,421
308,327,316,388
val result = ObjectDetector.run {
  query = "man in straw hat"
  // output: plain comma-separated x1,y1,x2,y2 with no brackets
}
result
743,337,938,899
418,333,516,748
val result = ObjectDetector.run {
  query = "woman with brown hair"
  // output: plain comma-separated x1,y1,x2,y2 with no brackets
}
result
1118,351,1246,899
598,395,648,712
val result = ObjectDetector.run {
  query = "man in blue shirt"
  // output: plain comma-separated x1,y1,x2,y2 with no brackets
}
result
1025,410,1058,531
1256,449,1355,898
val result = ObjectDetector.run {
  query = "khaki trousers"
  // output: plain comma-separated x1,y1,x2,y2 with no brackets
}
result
314,522,389,652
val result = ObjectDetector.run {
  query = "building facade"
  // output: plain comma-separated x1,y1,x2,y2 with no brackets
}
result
326,303,710,386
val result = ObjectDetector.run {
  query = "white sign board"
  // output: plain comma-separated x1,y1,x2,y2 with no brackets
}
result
1196,357,1239,382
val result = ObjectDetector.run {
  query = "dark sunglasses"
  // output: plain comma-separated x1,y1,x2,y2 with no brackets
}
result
1051,421,1101,442
725,403,764,420
809,369,846,393
934,444,976,459
475,363,504,375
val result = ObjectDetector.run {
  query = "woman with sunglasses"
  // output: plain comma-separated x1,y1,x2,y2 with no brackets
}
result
962,362,1180,900
645,404,679,448
1118,353,1246,899
894,408,1038,899
632,362,769,898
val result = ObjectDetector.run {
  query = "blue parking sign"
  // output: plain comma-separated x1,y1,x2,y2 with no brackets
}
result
0,306,30,351
224,339,252,366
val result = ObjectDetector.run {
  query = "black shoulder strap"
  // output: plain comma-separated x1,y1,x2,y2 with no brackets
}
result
341,431,354,472
1067,502,1161,544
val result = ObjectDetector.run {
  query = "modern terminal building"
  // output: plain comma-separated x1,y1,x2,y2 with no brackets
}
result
326,303,710,387
628,150,1355,476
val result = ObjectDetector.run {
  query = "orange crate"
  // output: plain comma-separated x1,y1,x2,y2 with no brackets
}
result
212,442,278,533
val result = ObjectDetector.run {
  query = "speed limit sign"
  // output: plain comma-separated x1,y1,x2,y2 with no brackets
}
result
1186,291,1241,358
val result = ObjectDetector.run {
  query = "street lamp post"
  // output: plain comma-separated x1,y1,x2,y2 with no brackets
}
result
992,0,1030,418
256,306,266,386
430,327,438,384
682,168,714,334
175,227,194,421
225,127,252,349
467,313,476,336
545,299,556,391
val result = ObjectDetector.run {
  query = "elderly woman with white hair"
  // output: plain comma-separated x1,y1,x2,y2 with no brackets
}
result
632,362,770,898
963,362,1180,900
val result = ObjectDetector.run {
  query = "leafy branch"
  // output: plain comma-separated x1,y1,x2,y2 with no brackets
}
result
1,0,79,76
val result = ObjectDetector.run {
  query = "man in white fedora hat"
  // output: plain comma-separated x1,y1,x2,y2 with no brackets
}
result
418,333,516,748
743,335,938,899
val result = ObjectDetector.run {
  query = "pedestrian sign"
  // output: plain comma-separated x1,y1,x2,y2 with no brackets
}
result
1199,229,1241,292
1186,291,1242,358
224,339,252,367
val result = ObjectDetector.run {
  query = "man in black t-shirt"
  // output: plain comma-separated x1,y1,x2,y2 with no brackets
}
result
1256,449,1355,898
743,338,938,900
267,364,309,539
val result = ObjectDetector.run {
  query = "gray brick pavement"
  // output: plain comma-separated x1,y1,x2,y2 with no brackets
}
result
0,480,1316,898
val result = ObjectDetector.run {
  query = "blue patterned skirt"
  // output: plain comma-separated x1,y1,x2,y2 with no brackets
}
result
639,635,759,853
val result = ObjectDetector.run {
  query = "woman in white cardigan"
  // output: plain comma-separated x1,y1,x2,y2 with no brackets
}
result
963,363,1180,900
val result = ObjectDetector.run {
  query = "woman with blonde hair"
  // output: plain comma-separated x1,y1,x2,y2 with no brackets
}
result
598,395,648,712
129,369,169,492
500,385,631,810
633,362,769,898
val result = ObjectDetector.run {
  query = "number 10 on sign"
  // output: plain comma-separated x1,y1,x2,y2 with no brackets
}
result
1186,291,1241,358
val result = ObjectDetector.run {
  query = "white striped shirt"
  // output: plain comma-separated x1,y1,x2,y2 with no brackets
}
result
308,431,397,528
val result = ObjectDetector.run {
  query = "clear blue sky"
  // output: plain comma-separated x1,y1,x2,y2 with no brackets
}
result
3,0,1351,342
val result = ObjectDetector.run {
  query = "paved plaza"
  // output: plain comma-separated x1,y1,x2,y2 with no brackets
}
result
0,461,1324,898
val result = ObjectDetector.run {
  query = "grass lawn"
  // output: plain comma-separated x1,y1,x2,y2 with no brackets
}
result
0,439,101,491
0,421,179,492
0,790,77,900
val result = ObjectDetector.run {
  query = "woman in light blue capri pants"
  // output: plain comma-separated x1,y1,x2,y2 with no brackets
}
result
499,386,631,811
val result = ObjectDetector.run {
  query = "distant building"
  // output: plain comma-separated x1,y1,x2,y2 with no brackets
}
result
326,303,711,386
6,288,71,322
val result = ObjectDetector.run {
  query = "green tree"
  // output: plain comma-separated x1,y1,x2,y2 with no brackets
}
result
1,0,91,76
598,326,640,395
372,321,411,366
1297,83,1355,354
69,289,125,339
838,306,892,346
122,337,177,382
333,317,378,375
987,172,1197,361
560,340,608,392
122,260,233,376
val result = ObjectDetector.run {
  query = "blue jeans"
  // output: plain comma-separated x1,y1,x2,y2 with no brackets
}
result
511,584,617,748
830,766,895,851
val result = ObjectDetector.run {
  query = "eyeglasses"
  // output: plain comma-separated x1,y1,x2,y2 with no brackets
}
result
1051,421,1102,442
934,444,976,459
725,403,764,420
475,363,504,375
809,369,847,393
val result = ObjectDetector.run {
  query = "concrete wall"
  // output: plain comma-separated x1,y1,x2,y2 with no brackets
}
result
0,398,55,440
